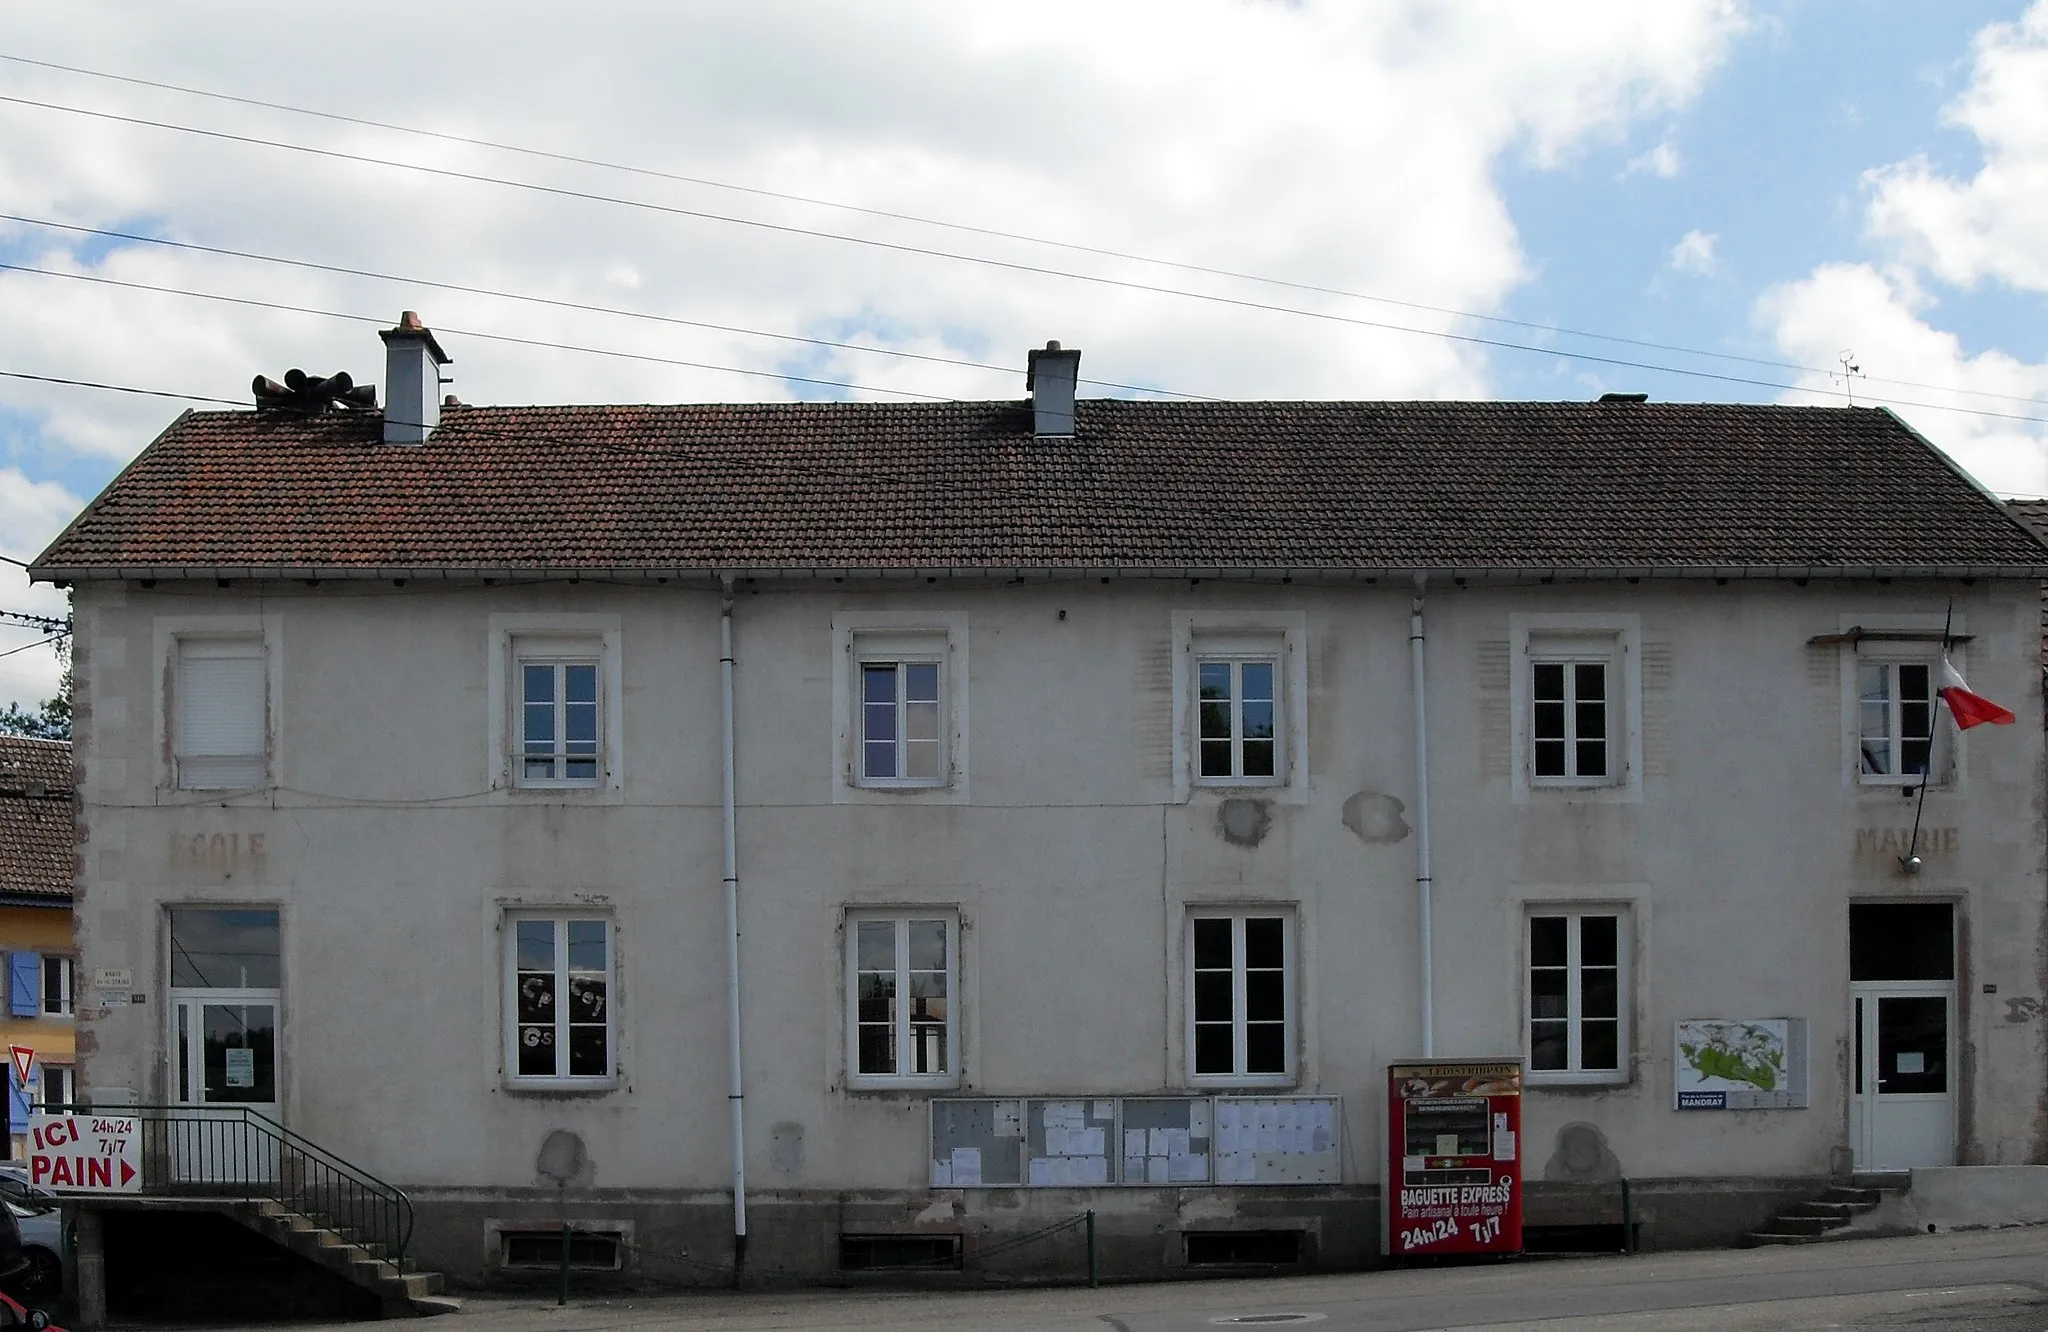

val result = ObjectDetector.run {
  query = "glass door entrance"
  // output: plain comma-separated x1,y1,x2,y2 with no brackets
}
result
167,909,282,1183
1849,904,1955,1170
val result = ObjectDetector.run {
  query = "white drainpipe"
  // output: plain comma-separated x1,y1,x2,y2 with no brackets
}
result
1410,575,1435,1058
719,577,749,1272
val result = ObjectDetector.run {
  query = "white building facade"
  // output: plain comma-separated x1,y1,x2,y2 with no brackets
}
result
35,326,2048,1285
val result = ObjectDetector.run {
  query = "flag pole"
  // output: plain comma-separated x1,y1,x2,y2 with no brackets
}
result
1901,599,1954,873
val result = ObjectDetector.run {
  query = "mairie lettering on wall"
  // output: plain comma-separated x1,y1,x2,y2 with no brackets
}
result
1854,827,1958,860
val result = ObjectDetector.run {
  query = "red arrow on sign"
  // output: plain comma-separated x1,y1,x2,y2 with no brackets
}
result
8,1046,30,1088
119,1160,136,1186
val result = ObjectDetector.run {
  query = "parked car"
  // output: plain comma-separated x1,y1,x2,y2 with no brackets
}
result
3,1204,59,1303
0,1172,52,1212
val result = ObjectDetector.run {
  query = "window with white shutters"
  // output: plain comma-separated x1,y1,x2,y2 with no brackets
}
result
175,637,267,789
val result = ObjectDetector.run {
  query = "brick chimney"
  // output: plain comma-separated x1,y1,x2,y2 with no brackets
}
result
1026,340,1081,438
378,311,452,445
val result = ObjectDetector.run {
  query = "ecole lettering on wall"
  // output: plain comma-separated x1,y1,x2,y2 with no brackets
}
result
167,830,268,880
1854,827,1958,860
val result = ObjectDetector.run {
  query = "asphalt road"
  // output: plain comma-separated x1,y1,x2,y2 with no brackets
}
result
236,1228,2048,1331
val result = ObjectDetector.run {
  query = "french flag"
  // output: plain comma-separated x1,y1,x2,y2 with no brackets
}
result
1940,656,2016,729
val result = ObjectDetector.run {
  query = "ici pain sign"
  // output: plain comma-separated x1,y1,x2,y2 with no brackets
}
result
28,1113,142,1192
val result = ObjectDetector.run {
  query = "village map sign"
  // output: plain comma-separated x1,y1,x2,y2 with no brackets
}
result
1674,1020,1809,1110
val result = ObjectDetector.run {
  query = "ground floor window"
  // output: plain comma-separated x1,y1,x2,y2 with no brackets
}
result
507,915,613,1083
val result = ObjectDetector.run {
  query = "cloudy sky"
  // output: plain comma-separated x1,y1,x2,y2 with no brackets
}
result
1,0,2046,707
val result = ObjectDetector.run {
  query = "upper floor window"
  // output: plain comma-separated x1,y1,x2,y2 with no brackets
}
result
1511,617,1641,800
521,654,602,786
1187,909,1294,1085
1173,615,1306,799
845,911,957,1089
507,914,613,1084
175,636,267,789
1527,908,1630,1084
40,956,72,1018
861,657,944,785
491,622,622,793
1858,658,1938,785
1529,641,1615,786
1197,656,1280,783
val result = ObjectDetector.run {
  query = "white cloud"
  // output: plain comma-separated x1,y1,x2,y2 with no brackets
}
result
0,468,82,708
1863,2,2048,291
0,0,1755,706
1758,2,2048,496
1758,262,2048,496
1625,138,1684,178
0,2,1751,421
1668,229,1720,275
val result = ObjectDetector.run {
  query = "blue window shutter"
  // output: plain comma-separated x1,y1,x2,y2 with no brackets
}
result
8,953,39,1017
7,1076,26,1133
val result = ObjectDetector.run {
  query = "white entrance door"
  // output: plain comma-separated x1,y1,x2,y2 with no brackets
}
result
170,989,282,1183
1850,983,1954,1170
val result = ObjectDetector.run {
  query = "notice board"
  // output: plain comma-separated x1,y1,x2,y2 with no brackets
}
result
930,1094,1341,1188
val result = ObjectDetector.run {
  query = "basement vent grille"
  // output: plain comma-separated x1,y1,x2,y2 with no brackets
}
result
501,1231,623,1271
838,1234,963,1271
1184,1230,1304,1266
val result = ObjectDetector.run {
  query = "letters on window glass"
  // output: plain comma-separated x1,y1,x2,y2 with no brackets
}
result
512,916,610,1080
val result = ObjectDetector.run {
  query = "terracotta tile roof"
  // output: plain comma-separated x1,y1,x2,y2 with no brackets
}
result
0,738,72,902
32,400,2048,577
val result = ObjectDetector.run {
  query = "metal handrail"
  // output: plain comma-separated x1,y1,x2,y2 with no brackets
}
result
52,1103,414,1271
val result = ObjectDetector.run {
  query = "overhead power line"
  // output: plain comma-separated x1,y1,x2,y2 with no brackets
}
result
6,94,2043,420
0,215,1209,401
5,52,2042,411
0,268,957,401
7,256,2048,429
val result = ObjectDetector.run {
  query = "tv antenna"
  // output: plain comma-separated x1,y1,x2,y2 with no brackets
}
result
1834,350,1864,406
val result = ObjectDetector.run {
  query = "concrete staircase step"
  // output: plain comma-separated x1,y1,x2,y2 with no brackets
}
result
1785,1202,1859,1222
1744,1231,1822,1247
223,1200,449,1318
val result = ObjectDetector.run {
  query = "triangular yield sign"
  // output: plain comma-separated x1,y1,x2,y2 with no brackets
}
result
8,1045,31,1089
119,1159,136,1186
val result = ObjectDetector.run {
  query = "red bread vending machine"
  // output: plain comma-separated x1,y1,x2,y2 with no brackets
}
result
1386,1060,1523,1258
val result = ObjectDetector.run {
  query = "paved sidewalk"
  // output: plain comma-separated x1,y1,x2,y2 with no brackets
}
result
217,1228,2048,1332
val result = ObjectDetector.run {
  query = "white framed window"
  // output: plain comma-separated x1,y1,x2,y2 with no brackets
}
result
1172,615,1308,801
33,1064,70,1113
1511,616,1641,801
1857,656,1941,785
40,956,72,1018
859,656,945,786
488,617,624,796
1196,656,1281,784
506,915,614,1085
175,636,268,789
1526,909,1629,1084
1187,909,1294,1085
845,911,958,1089
833,618,966,800
1529,642,1616,786
519,651,602,786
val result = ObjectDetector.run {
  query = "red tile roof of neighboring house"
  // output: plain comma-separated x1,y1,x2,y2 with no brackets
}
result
0,737,72,903
31,400,2048,578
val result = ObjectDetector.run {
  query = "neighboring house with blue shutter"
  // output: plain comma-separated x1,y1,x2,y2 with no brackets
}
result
0,736,75,1156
